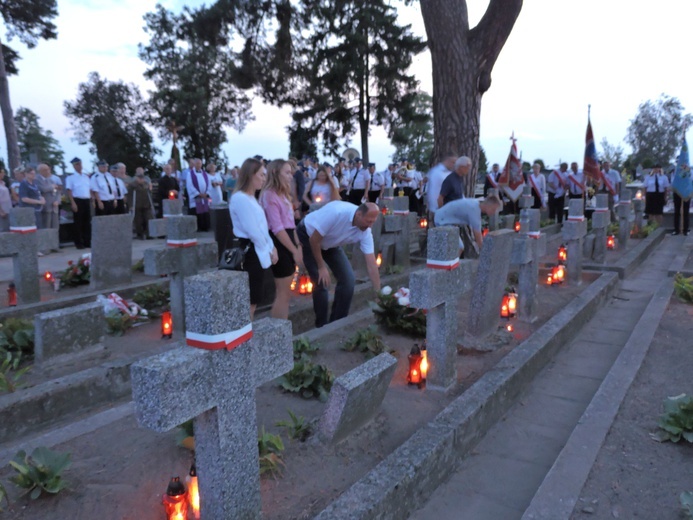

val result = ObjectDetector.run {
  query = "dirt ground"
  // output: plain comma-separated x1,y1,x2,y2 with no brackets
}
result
571,296,693,520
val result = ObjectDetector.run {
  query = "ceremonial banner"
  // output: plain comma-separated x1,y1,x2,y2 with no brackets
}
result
498,133,525,202
583,116,601,182
672,136,692,201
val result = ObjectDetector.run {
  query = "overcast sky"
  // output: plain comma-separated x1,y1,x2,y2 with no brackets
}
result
3,0,693,172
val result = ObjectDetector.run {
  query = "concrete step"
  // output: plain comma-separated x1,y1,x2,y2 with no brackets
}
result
407,239,677,520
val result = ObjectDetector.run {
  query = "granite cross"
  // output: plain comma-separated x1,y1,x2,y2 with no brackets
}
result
561,198,588,285
511,208,546,323
149,198,184,238
466,228,515,340
0,208,40,304
143,215,217,334
409,226,474,391
131,270,293,520
591,193,610,263
616,186,633,248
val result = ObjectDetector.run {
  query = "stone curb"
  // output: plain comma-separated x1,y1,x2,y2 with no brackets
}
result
522,278,674,520
667,236,693,276
583,227,665,279
313,271,620,520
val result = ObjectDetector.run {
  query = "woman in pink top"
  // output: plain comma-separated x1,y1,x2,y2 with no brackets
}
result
261,159,304,319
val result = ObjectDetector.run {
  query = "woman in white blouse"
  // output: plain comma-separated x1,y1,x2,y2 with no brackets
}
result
230,158,278,319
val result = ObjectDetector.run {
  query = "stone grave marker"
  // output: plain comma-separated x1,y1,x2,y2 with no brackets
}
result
318,352,397,444
0,208,40,304
467,228,515,340
385,195,411,268
617,186,633,249
409,227,475,390
90,214,133,290
34,302,106,365
512,209,546,323
632,192,645,233
591,194,610,263
131,270,293,520
351,212,382,276
37,228,59,253
143,215,217,335
149,198,184,238
486,188,502,231
562,198,587,285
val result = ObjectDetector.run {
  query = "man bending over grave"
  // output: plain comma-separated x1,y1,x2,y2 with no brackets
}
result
298,201,381,327
434,194,503,253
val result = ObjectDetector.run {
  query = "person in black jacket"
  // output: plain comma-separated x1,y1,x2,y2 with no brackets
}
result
157,163,180,218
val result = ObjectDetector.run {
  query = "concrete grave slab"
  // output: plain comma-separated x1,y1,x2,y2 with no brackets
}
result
0,208,40,304
318,352,397,444
90,214,133,290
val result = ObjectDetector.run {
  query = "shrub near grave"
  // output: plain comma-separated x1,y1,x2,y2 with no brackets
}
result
651,393,693,443
59,255,91,287
276,409,312,442
343,325,388,359
673,273,693,303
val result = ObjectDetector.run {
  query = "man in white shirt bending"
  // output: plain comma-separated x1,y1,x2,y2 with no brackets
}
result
297,201,381,327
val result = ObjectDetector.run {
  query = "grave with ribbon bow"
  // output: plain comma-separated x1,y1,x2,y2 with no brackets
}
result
130,270,293,519
143,215,217,335
409,226,475,390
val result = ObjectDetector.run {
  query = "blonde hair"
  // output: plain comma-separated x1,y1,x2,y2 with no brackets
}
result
263,159,291,200
235,158,263,194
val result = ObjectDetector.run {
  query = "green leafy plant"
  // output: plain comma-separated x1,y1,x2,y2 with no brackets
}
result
292,337,319,361
384,264,403,275
681,491,693,518
0,352,31,393
105,310,136,336
276,409,312,442
673,273,693,304
258,427,284,478
0,318,34,358
607,221,619,236
278,359,333,401
132,258,145,272
0,481,8,511
370,290,426,338
540,219,556,228
132,285,170,311
343,325,388,359
650,393,693,443
59,257,91,287
631,220,658,239
8,447,71,499
176,420,195,450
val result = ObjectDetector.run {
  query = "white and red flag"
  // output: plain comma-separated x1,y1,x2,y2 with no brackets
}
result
498,132,525,202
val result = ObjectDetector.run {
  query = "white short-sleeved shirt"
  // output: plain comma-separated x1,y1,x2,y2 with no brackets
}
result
351,169,370,190
65,172,92,199
426,163,450,213
303,201,374,254
90,171,116,201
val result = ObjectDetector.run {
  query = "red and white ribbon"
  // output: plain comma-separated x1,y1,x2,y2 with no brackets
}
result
10,226,37,234
186,323,253,351
427,258,459,270
382,196,394,200
594,207,609,213
527,231,541,239
393,210,409,216
167,239,198,248
567,215,585,222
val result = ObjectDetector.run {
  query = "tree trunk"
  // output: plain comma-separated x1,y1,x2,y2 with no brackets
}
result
0,37,21,170
420,0,522,197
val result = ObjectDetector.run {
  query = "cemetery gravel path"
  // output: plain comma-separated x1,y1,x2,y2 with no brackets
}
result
409,235,687,520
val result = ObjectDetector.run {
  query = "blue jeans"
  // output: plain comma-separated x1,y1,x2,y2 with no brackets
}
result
298,224,355,327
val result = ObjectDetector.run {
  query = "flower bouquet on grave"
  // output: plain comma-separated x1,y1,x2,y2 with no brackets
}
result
97,292,150,336
369,286,426,338
59,254,91,287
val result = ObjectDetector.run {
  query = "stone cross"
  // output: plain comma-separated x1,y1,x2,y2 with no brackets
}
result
518,184,534,211
511,209,546,323
149,198,184,238
467,228,515,340
486,188,502,231
561,198,588,285
591,194,610,263
384,195,411,268
0,208,40,304
90,214,133,290
409,227,474,391
632,192,645,233
616,186,633,249
143,215,217,334
131,270,293,520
